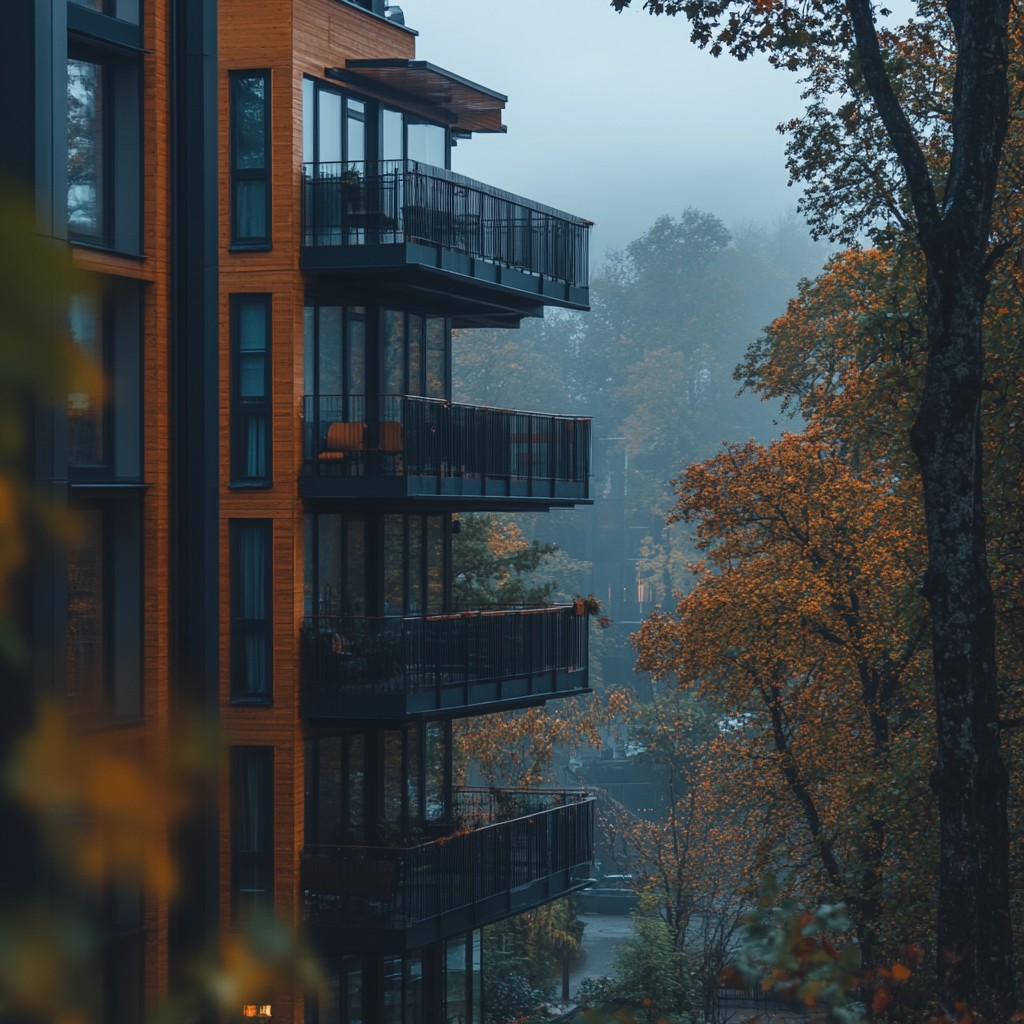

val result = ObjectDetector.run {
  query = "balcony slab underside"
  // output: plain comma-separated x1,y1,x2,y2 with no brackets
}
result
302,798,594,953
301,667,590,721
300,245,590,328
298,472,590,510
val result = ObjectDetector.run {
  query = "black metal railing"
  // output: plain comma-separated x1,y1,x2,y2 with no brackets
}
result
300,604,588,698
301,159,591,288
302,794,594,929
302,394,591,488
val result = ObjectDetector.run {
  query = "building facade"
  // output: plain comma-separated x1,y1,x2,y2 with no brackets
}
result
6,1,593,1021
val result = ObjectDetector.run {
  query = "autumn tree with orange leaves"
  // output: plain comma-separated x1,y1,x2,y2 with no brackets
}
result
609,0,1024,1011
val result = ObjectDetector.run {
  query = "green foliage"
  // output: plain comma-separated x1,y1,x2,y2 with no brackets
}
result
577,909,696,1024
452,514,556,609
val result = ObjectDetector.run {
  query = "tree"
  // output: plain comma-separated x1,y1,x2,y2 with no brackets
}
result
608,0,1016,1013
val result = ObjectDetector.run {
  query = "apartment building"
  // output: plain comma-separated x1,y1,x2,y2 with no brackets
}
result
5,1,593,1020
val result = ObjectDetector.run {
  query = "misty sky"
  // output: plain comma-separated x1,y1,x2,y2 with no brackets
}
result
402,0,808,262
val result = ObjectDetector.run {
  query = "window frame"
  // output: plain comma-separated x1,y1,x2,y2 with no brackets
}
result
230,293,273,486
230,746,274,921
230,518,274,704
229,69,272,250
66,37,142,254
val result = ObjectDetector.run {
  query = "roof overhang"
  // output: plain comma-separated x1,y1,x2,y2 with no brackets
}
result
326,59,507,135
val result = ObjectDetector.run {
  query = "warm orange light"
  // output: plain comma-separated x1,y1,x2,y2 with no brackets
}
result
241,1006,272,1020
242,1008,257,1019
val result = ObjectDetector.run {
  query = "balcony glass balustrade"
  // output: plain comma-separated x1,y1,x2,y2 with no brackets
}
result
300,603,589,718
301,790,594,948
300,394,591,507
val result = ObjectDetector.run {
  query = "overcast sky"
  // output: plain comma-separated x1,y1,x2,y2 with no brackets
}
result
401,0,808,262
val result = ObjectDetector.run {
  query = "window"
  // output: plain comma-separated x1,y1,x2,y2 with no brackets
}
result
231,519,273,702
230,747,274,920
67,282,143,478
66,503,143,721
230,71,271,247
69,0,141,24
66,45,141,251
231,295,272,484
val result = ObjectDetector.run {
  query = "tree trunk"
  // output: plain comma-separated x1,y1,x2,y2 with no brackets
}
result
910,255,1015,1019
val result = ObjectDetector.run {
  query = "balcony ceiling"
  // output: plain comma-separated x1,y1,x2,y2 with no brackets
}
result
329,60,507,134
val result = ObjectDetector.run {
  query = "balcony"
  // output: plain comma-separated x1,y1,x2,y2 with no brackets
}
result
300,160,591,326
300,604,589,719
302,790,594,951
299,395,591,510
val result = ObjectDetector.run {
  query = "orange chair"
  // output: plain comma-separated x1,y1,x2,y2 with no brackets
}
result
319,421,366,465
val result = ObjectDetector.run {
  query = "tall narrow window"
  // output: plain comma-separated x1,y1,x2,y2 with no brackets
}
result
231,294,271,484
67,293,107,467
230,746,274,920
230,71,271,247
231,519,272,702
67,58,106,241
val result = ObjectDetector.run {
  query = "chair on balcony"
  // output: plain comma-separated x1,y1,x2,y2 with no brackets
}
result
319,421,367,473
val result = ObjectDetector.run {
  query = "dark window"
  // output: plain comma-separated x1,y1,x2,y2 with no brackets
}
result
66,45,141,252
69,0,141,24
231,519,273,702
230,71,271,247
67,281,143,478
66,502,143,721
231,747,274,920
231,294,272,484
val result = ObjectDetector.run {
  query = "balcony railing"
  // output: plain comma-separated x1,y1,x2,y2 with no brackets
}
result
302,792,594,943
300,394,591,505
302,160,590,290
300,604,589,718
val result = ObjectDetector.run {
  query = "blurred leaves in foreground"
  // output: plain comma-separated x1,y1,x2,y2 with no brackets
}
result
0,184,321,1023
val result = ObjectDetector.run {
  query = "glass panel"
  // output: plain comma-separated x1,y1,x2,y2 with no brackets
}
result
67,59,104,239
406,953,424,1024
235,180,267,240
346,98,366,164
425,723,446,822
235,76,267,169
407,315,424,397
406,725,421,833
303,306,315,397
316,736,343,845
67,509,105,717
242,415,267,478
407,122,446,168
426,517,445,614
319,90,342,164
383,516,404,615
316,514,342,616
303,514,315,617
347,308,367,397
67,293,105,466
382,108,404,162
346,735,364,843
446,938,467,1024
471,932,482,1024
318,306,344,396
302,78,314,165
345,959,362,1024
232,747,273,920
406,517,423,615
383,731,403,836
383,310,404,395
425,317,446,399
383,956,402,1024
236,522,270,697
343,517,366,616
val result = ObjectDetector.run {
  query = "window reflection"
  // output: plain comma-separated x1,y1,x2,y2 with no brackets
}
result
66,509,106,717
67,294,105,466
67,59,105,240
